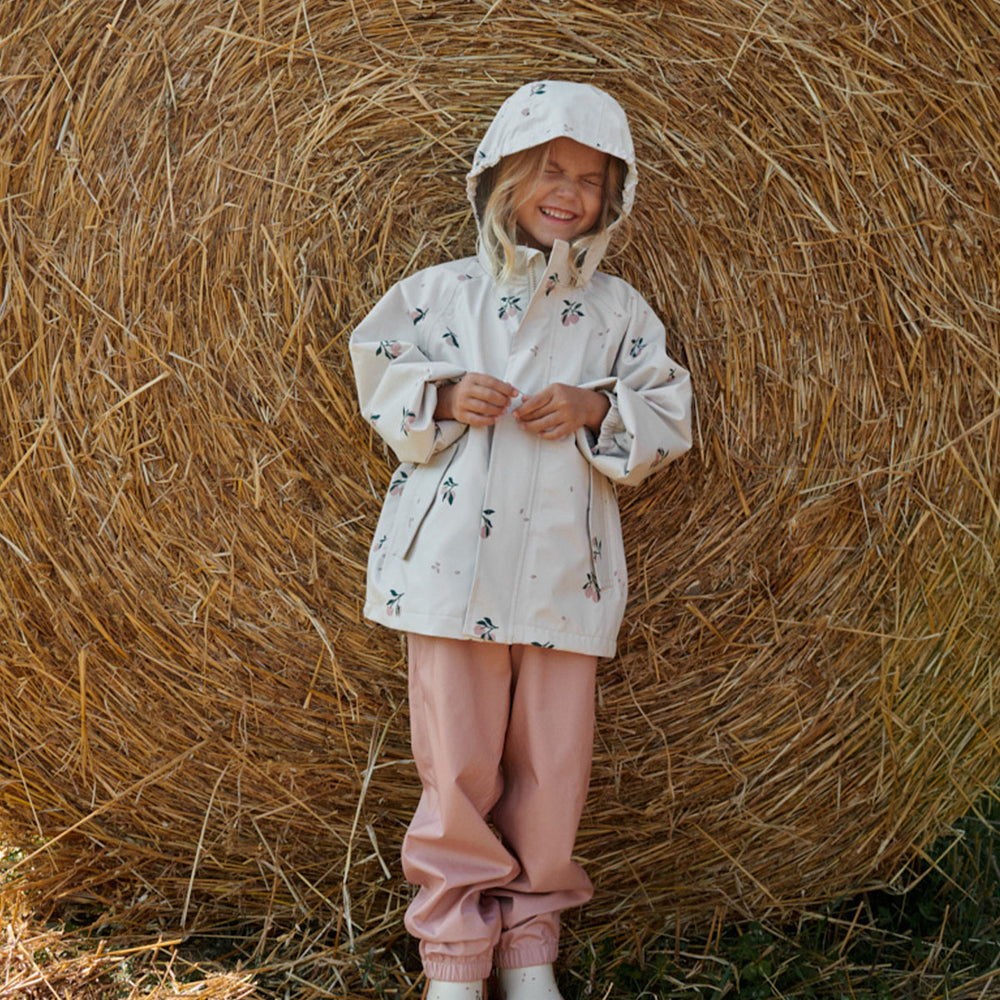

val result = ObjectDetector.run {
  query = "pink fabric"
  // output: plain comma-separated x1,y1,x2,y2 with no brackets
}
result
402,634,597,982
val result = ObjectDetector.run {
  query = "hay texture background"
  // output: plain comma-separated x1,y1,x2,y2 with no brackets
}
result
1,0,999,969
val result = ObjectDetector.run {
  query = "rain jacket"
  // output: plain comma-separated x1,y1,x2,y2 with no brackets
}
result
350,80,692,657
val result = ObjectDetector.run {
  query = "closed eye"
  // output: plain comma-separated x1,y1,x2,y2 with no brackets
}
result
545,167,603,187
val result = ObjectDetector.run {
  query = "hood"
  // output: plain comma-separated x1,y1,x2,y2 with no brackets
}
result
466,80,637,278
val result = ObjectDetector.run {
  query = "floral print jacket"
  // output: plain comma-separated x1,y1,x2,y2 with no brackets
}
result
349,81,692,656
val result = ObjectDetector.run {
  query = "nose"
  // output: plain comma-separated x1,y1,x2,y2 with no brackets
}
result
552,177,582,201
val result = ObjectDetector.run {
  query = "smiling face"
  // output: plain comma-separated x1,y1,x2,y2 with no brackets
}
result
514,137,609,250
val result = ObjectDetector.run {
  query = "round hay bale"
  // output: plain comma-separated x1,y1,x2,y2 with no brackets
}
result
1,0,998,968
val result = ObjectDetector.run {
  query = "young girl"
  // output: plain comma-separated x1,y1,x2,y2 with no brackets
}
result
350,81,691,1000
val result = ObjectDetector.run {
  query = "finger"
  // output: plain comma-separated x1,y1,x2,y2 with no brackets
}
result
456,384,503,408
460,396,506,423
513,393,553,420
468,374,518,398
465,379,518,411
470,388,517,410
538,417,577,439
518,410,565,435
525,422,572,440
460,401,504,423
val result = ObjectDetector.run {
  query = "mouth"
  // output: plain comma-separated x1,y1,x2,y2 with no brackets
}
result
539,207,576,222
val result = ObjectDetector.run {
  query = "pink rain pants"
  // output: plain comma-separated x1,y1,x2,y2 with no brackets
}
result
402,634,597,983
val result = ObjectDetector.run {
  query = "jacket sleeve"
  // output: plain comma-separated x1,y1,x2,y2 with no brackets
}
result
349,274,468,464
576,290,692,487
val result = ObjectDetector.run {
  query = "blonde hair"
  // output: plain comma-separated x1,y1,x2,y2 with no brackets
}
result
475,141,626,286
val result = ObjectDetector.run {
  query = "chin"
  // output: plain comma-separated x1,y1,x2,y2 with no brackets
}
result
532,228,574,249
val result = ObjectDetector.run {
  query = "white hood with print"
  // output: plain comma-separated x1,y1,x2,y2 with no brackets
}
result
466,80,637,281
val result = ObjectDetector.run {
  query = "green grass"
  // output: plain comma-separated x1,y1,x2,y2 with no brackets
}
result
571,792,1000,999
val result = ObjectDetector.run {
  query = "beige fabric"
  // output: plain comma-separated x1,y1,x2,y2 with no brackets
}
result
350,81,692,655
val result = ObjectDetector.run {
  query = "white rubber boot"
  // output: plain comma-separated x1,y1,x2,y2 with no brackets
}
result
497,964,563,1000
424,981,485,1000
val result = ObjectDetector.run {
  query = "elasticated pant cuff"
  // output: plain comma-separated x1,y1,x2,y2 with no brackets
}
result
493,942,559,970
421,952,493,983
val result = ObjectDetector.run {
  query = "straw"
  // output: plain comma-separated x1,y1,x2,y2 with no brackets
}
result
0,0,998,991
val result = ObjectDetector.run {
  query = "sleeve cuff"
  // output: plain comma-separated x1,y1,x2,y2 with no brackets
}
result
593,390,631,456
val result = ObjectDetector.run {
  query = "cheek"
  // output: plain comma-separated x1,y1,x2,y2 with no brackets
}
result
527,180,557,207
584,190,605,224
513,180,541,216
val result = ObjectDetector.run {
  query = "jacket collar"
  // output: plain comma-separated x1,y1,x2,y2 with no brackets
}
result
477,240,573,294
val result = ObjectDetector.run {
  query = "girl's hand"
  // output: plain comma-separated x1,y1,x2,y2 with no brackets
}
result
514,384,610,439
435,373,519,426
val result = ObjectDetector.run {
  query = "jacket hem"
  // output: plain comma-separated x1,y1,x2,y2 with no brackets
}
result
363,603,616,658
